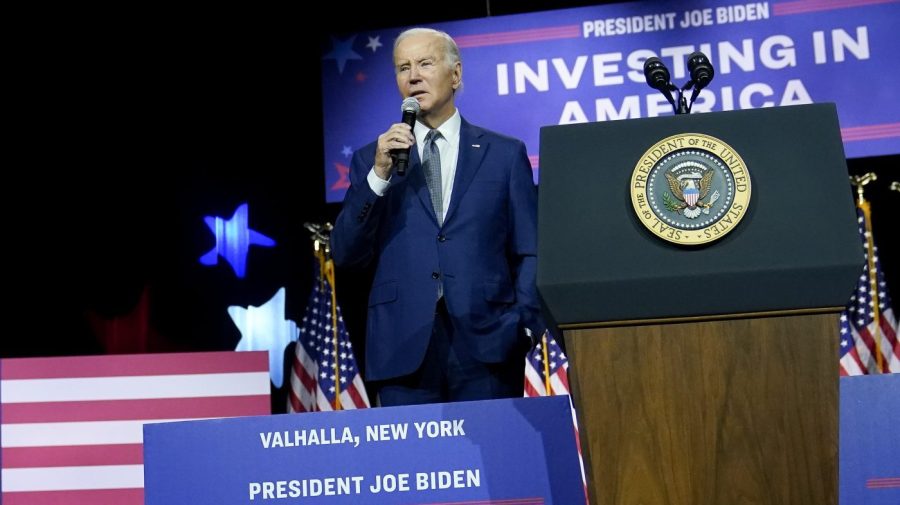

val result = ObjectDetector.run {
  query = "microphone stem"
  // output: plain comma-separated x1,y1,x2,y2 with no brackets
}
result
677,92,689,114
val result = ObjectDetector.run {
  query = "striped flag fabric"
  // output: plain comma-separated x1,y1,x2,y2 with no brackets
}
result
287,252,370,412
839,205,900,375
524,332,572,398
0,351,270,505
524,331,588,503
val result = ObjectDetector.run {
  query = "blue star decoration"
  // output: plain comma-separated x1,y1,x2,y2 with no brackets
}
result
323,35,362,74
341,145,353,158
229,287,298,388
199,203,276,278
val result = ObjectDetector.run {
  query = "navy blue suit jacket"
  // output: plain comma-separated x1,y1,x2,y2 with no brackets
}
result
332,117,542,382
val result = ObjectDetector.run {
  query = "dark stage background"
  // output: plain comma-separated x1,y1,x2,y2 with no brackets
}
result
7,2,897,411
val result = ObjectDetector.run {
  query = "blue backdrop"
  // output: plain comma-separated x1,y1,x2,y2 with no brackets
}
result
321,0,900,201
840,374,900,505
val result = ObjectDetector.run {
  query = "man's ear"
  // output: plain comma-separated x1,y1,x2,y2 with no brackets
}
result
452,62,462,90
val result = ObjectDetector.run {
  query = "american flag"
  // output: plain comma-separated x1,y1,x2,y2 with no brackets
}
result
0,351,270,505
287,253,370,412
524,331,588,503
839,205,900,375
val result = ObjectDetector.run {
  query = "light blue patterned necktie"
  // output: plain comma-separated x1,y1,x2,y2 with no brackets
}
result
423,129,443,226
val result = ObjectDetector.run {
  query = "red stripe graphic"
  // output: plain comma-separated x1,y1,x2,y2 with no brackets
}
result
2,395,269,423
866,477,900,488
841,123,900,142
1,351,267,379
410,499,544,505
455,26,580,48
773,0,898,16
3,444,144,468
2,488,144,505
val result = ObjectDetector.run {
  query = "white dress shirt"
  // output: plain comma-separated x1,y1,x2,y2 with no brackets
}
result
367,109,461,219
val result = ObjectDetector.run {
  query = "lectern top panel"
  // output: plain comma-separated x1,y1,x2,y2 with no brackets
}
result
538,104,861,325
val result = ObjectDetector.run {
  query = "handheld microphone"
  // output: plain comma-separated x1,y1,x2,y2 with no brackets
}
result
395,97,420,175
643,57,676,110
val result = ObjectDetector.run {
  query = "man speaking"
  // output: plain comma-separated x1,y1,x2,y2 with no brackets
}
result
332,27,543,407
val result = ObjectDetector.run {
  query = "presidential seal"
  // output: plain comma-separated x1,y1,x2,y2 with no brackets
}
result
630,133,751,245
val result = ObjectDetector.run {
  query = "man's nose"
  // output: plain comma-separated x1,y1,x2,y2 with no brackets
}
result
409,65,421,81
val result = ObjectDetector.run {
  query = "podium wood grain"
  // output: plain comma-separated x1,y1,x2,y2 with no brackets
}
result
566,313,838,505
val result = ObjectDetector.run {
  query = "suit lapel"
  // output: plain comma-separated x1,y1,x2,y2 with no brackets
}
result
445,118,486,225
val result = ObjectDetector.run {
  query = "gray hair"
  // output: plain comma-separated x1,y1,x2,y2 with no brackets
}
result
394,28,461,67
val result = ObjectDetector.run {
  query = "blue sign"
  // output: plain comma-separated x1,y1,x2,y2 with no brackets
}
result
840,374,900,505
322,0,900,202
144,396,584,504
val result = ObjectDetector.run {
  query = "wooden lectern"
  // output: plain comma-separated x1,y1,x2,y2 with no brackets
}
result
537,104,861,505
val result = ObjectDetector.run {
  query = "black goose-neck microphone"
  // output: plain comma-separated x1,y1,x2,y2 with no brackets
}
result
686,51,715,107
395,97,420,175
643,57,677,111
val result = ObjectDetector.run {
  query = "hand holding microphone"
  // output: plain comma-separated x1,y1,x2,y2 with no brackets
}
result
395,97,420,175
374,97,420,179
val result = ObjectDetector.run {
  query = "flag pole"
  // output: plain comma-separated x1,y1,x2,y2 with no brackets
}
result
311,222,343,410
860,200,883,374
314,241,326,292
541,332,551,394
850,173,882,373
323,256,343,409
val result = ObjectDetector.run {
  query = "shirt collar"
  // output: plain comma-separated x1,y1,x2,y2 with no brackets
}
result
415,109,461,145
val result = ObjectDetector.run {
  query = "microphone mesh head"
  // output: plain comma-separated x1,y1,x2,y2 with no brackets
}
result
401,97,420,113
688,52,714,86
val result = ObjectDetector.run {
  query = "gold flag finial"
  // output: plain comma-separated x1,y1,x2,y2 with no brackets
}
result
849,172,877,205
303,222,334,254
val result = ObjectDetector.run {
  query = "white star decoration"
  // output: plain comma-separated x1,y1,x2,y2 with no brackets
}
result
366,36,382,52
229,287,299,388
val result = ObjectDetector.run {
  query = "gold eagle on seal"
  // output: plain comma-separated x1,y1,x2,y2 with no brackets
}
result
664,168,719,219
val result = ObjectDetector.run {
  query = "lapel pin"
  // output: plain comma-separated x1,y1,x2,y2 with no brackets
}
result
472,144,480,148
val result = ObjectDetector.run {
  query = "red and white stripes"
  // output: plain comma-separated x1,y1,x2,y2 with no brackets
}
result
1,351,270,505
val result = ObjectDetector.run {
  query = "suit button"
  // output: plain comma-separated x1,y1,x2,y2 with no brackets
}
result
432,272,440,279
437,235,446,242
